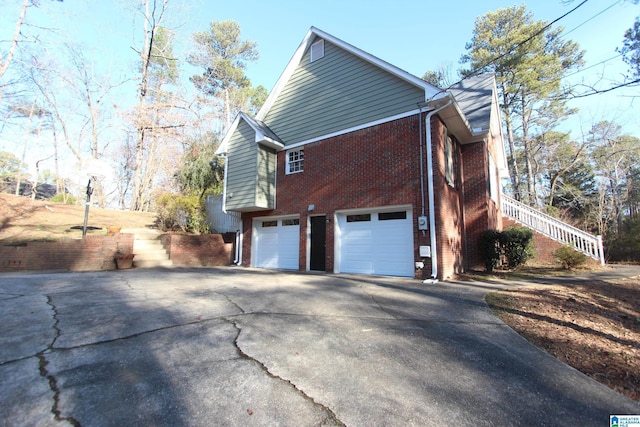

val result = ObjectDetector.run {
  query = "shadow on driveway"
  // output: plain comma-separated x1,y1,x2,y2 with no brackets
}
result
0,267,638,426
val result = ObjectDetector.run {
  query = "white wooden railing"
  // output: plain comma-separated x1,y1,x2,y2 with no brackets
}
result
501,194,605,265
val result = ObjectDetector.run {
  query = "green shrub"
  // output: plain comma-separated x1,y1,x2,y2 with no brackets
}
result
478,229,502,273
49,193,76,205
553,245,587,269
156,193,210,233
477,227,534,272
501,227,534,269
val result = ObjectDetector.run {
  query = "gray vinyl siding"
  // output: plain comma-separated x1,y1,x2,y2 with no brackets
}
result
256,146,276,209
264,39,425,145
226,121,258,211
225,120,277,211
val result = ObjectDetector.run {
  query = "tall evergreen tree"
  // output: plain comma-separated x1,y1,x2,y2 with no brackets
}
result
461,5,584,205
188,20,264,129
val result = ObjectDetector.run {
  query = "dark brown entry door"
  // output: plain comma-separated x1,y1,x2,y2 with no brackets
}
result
310,216,326,271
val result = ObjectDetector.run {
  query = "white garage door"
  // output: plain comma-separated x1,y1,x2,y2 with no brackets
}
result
253,217,300,269
337,209,413,277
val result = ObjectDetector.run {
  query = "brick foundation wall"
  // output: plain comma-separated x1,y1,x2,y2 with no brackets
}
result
161,233,235,267
0,234,134,272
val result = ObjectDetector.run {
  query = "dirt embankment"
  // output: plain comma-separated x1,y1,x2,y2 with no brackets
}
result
0,193,157,245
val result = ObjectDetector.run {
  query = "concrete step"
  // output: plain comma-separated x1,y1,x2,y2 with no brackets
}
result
121,228,174,268
134,258,174,268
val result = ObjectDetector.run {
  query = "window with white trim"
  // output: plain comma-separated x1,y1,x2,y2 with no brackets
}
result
445,134,455,187
310,39,325,62
286,148,304,174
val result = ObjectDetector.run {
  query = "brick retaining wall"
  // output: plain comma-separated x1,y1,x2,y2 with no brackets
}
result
1,232,236,272
0,234,134,272
160,233,235,267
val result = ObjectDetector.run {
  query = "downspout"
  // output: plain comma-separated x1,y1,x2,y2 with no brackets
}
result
424,97,453,283
220,153,242,266
220,153,229,214
418,104,426,218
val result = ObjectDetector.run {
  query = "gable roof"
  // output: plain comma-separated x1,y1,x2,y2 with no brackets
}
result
449,74,495,134
218,112,284,155
255,27,443,122
217,28,503,155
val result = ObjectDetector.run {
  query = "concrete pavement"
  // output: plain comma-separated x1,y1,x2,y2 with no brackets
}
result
0,267,638,426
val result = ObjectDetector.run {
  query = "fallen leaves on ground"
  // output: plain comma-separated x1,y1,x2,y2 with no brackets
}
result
487,277,640,402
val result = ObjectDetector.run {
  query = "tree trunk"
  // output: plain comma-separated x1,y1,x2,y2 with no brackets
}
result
0,0,29,81
15,102,36,196
503,109,521,200
130,0,154,211
521,98,536,206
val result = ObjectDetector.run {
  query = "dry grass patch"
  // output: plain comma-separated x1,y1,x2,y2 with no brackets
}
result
0,193,157,244
487,277,640,402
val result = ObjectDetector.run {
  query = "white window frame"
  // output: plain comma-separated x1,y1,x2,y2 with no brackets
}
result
445,134,455,187
488,152,498,202
286,148,304,174
310,39,325,62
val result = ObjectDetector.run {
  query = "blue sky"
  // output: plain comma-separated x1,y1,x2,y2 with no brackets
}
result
2,0,639,135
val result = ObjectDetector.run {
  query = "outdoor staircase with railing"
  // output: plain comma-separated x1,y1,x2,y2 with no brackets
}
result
501,194,605,265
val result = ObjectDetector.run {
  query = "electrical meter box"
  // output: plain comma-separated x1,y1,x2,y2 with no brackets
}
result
418,216,428,230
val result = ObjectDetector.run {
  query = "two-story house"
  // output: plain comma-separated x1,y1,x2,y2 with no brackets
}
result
216,27,507,281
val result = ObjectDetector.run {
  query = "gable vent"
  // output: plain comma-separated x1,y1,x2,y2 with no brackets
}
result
310,39,325,62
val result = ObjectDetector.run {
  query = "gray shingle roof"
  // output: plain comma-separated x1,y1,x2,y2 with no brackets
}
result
240,112,283,144
449,73,495,134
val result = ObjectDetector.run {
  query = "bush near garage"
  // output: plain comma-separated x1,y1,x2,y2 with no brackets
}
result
478,227,534,272
156,193,210,233
478,229,503,273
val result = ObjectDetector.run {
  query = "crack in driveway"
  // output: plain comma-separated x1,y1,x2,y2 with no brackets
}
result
224,316,345,426
37,295,80,426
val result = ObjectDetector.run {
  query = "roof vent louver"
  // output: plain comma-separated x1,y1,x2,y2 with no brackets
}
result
310,39,324,62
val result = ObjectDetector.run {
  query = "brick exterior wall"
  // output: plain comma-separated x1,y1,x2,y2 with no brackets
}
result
160,233,235,267
460,132,504,270
0,233,134,272
431,119,465,280
240,114,470,280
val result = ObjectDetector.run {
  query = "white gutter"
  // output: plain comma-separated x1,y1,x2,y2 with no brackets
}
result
220,154,229,214
424,97,453,283
219,154,243,266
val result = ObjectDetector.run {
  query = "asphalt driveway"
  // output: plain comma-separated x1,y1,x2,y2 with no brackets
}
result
0,267,638,426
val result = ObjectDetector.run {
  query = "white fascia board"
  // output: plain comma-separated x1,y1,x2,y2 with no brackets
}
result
256,29,316,121
282,108,422,151
256,133,285,151
217,114,242,155
257,27,440,121
431,92,491,144
490,79,509,175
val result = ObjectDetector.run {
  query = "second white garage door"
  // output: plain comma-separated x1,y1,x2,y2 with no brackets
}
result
337,209,414,277
253,217,300,270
